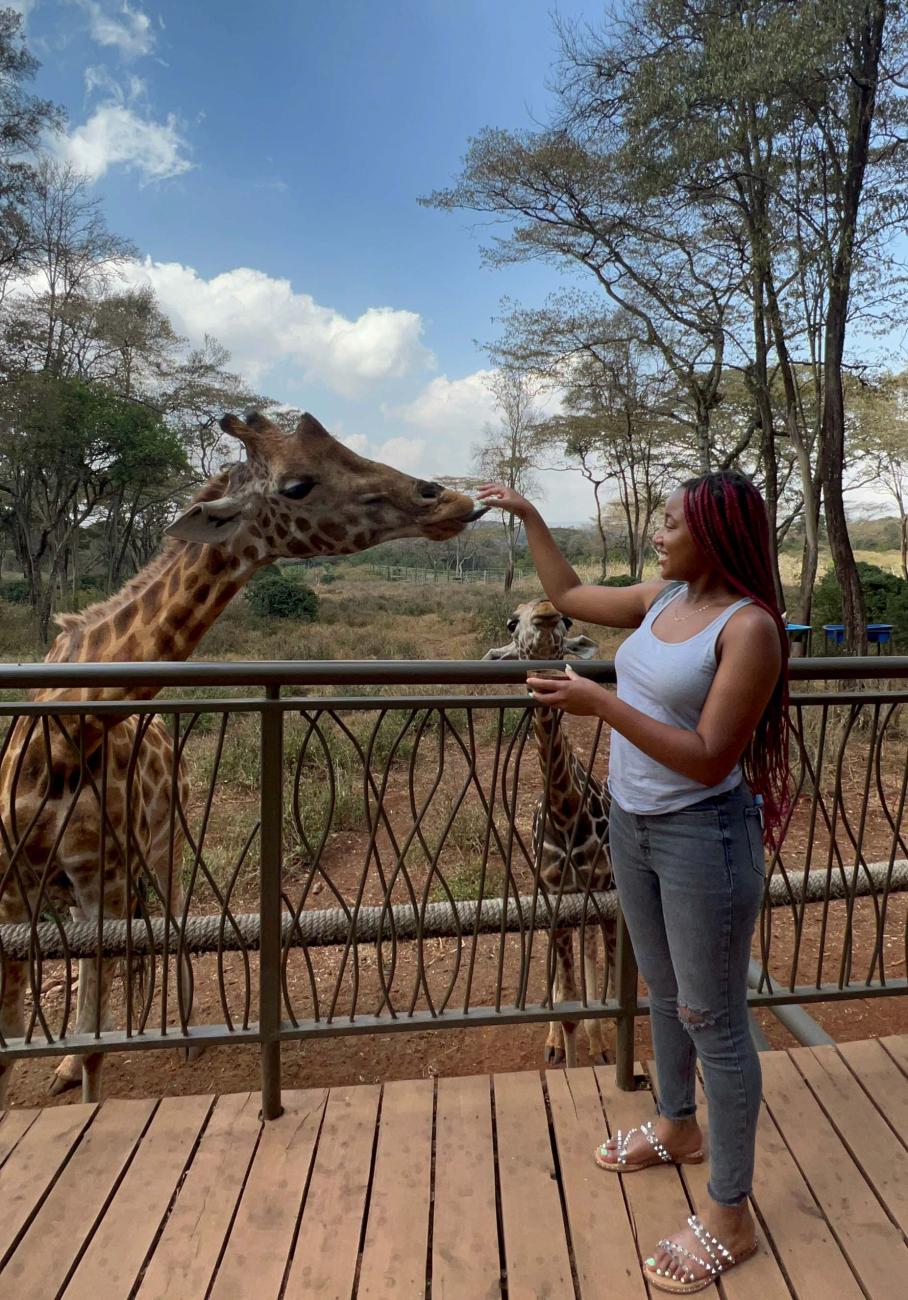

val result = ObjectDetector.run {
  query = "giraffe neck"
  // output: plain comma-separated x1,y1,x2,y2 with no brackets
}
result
42,540,261,703
532,707,582,815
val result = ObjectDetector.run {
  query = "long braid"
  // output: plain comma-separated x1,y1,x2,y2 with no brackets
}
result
682,471,791,845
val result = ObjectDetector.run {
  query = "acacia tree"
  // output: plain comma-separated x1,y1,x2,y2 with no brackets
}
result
429,2,908,644
0,8,64,294
424,134,739,474
473,366,541,590
0,376,186,638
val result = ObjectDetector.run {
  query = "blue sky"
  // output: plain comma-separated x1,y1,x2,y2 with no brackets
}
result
17,0,608,520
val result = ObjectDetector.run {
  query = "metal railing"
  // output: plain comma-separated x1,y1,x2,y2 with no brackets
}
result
0,657,905,1115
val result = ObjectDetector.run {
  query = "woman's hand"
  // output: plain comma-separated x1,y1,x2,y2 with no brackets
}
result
526,665,611,717
476,483,534,519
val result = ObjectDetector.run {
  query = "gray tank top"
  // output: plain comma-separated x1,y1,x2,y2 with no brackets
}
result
607,583,752,815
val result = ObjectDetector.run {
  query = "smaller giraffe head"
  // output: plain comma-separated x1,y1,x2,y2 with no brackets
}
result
482,597,599,661
165,410,485,559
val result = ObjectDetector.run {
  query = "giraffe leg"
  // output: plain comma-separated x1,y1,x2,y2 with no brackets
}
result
166,872,204,1065
0,888,29,1107
545,930,579,1068
582,925,609,1065
0,959,27,1109
48,907,86,1096
50,891,122,1102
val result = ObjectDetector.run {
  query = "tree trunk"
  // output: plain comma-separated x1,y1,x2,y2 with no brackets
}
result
798,466,823,624
817,1,885,654
593,480,609,582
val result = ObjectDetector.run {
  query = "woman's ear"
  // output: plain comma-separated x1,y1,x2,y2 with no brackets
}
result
564,634,599,660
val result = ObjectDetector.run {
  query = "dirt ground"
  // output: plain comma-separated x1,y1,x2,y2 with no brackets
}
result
5,957,904,1109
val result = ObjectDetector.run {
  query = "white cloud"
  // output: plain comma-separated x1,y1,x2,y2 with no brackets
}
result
55,103,192,182
78,1,156,59
394,370,498,440
118,258,434,396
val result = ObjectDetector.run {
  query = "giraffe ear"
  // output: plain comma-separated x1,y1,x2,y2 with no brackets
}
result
165,495,245,545
295,411,331,440
564,634,599,660
482,642,521,661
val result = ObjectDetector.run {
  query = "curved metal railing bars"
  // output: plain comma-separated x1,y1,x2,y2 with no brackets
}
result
0,656,905,1113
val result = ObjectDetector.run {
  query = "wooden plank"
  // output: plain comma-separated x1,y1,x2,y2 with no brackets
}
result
790,1045,908,1235
1,1098,154,1295
596,1065,721,1299
432,1075,500,1300
209,1088,327,1300
880,1033,908,1078
645,1064,791,1300
136,1092,262,1300
837,1037,908,1145
546,1068,646,1300
358,1079,434,1300
282,1084,380,1300
494,1070,574,1300
0,1109,39,1171
750,1086,864,1300
0,1102,96,1266
761,1050,908,1300
62,1094,213,1300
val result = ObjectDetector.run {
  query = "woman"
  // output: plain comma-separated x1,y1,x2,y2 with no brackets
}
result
476,470,789,1295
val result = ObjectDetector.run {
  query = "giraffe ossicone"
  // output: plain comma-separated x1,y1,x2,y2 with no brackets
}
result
0,410,483,1106
483,596,616,1068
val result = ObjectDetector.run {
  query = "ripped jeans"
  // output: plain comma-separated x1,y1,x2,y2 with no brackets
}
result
608,784,765,1205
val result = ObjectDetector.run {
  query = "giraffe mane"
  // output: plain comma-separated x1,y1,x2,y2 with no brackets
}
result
50,471,231,643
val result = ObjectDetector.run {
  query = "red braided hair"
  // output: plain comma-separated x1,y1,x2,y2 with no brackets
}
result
682,470,791,845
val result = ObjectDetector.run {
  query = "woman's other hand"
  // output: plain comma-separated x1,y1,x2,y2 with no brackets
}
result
476,483,533,519
526,665,610,717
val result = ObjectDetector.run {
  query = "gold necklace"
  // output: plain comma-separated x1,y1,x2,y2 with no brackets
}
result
671,600,718,624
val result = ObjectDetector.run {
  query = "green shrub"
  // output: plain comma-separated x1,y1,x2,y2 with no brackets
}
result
600,573,638,587
245,573,319,621
813,563,908,645
0,579,31,604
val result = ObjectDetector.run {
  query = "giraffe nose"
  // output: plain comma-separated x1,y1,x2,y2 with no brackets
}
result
532,603,561,625
416,480,444,500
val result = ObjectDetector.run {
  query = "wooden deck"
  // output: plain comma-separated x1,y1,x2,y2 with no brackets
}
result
1,1036,906,1299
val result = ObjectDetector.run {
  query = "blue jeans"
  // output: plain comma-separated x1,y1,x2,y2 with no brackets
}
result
608,784,765,1205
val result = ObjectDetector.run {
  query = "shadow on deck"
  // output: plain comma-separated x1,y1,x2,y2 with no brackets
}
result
0,1035,906,1298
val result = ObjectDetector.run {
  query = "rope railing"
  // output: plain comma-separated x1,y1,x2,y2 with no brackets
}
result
2,859,904,960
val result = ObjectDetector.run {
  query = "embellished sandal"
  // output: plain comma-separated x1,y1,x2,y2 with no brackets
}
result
644,1214,758,1294
594,1119,704,1172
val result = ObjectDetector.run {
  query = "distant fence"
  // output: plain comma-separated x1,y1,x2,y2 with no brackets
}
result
367,564,508,584
0,656,905,1118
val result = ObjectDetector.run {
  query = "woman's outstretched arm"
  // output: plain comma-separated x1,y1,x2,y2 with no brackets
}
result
476,484,666,629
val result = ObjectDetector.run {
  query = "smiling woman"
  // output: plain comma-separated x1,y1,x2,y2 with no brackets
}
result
476,471,789,1295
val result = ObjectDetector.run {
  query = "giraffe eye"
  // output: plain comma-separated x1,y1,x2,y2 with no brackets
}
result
281,479,316,500
562,616,573,630
507,617,519,634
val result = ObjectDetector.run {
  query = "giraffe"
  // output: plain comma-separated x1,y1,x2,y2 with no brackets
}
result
483,596,616,1066
0,409,483,1104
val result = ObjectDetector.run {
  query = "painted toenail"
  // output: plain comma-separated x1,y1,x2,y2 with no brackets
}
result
645,1257,655,1267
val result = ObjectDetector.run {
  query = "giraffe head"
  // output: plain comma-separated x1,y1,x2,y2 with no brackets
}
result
482,596,599,661
165,410,485,559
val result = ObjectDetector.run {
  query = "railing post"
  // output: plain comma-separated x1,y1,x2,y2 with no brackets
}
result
259,684,284,1119
614,907,639,1090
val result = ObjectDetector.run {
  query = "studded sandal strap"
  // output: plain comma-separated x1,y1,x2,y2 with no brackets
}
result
639,1119,674,1163
688,1215,736,1276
